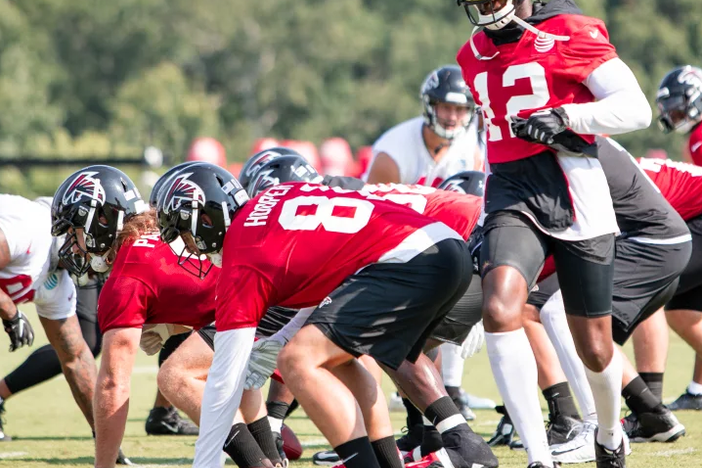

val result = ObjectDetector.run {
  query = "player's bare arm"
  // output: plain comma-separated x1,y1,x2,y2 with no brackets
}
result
365,152,401,184
94,327,140,468
40,315,98,429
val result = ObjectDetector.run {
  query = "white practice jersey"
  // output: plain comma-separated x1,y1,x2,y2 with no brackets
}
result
366,116,485,186
0,195,76,320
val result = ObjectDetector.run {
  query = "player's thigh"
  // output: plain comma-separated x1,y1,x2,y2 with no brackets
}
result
160,329,213,377
552,234,615,318
306,238,472,371
430,273,483,345
39,315,86,360
671,215,702,296
480,210,549,290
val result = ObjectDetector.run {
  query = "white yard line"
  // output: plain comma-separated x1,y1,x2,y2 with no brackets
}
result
0,452,28,458
651,447,696,457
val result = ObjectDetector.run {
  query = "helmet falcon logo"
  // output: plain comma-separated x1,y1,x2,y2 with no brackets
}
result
164,173,206,214
678,68,702,89
245,151,282,177
253,168,280,191
422,71,440,92
62,172,106,206
441,179,468,194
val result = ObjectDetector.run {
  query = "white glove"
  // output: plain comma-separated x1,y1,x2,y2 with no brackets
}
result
460,320,485,359
139,324,179,356
245,337,285,390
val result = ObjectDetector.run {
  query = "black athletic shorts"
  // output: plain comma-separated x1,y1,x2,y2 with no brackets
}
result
306,238,472,370
431,273,483,345
197,324,216,351
667,215,702,312
481,210,615,318
528,238,691,345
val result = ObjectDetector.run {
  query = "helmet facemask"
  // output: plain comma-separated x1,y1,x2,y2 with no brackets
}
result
423,98,475,140
656,88,702,135
459,0,518,30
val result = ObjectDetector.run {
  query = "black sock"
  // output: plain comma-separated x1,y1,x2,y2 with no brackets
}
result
222,423,271,468
445,385,461,400
402,398,423,428
334,436,381,468
425,396,463,428
623,376,664,415
542,382,581,420
420,423,443,456
372,436,403,468
266,401,290,421
639,372,664,402
248,417,282,464
285,399,299,418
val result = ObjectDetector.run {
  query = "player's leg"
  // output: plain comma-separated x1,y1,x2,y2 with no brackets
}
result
146,332,199,436
666,307,702,409
631,308,668,400
481,211,554,466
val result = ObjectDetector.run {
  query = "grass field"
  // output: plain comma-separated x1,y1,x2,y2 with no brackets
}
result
0,308,700,467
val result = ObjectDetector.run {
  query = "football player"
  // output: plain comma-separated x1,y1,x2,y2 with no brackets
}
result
364,64,488,421
636,158,702,411
456,0,652,466
158,164,474,468
656,65,702,166
51,166,284,468
244,155,497,468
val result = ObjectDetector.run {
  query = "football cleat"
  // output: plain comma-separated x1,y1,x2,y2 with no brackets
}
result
526,463,560,468
488,405,515,447
462,392,497,410
116,447,133,465
313,450,340,466
621,407,686,443
668,391,702,411
145,406,199,436
594,429,628,468
396,424,424,454
450,389,476,421
551,421,596,464
0,401,11,442
546,413,582,446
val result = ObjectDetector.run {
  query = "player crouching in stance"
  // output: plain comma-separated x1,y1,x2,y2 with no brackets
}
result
157,164,474,468
51,165,284,468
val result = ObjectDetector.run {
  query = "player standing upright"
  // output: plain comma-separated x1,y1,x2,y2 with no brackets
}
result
456,0,652,466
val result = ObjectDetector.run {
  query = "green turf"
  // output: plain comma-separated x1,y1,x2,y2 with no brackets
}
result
0,307,699,467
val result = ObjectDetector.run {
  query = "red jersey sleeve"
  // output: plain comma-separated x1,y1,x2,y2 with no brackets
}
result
98,276,154,332
689,125,702,166
560,18,618,83
215,267,276,332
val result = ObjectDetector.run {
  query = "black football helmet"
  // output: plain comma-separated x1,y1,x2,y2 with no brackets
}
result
656,65,702,134
437,170,486,197
156,162,248,277
239,147,307,190
51,165,148,276
247,155,323,197
421,65,476,140
149,162,199,207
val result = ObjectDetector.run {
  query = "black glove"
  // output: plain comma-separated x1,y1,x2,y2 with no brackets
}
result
512,107,570,145
3,310,34,352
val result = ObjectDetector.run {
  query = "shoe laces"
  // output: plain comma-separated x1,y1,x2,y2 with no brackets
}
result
552,421,595,451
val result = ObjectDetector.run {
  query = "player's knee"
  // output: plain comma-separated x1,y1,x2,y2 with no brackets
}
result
578,340,613,373
482,293,522,332
278,343,309,379
156,360,181,398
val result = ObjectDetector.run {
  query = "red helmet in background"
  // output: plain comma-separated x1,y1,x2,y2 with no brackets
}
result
281,140,322,172
354,146,373,179
187,137,226,167
320,137,353,176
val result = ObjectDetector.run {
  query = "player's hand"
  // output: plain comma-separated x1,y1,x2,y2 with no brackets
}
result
460,320,484,359
245,337,285,390
512,108,570,145
3,310,35,352
139,324,173,355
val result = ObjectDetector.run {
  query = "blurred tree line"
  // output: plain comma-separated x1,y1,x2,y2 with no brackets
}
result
0,0,699,196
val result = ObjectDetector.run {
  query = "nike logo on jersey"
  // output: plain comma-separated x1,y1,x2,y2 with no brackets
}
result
692,142,702,153
589,30,599,39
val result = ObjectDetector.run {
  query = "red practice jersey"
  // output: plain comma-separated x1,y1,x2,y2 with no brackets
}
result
637,158,702,221
359,183,482,240
457,14,617,163
689,124,702,166
216,183,460,331
98,233,218,332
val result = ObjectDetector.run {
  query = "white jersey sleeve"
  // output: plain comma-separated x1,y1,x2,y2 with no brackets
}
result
34,269,77,320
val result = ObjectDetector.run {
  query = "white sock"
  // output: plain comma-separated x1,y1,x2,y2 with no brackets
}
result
584,350,623,451
541,291,598,422
267,416,283,434
441,343,466,388
688,381,702,396
486,330,551,465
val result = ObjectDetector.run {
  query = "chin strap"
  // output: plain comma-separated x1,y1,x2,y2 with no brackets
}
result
470,17,571,61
